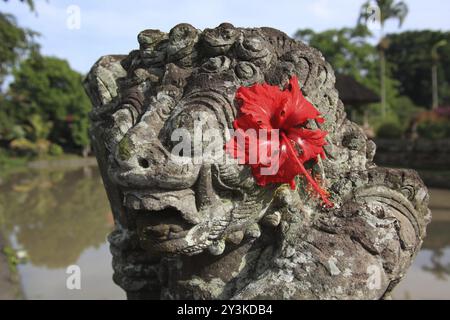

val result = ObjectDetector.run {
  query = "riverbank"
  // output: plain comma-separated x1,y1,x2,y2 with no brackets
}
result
0,155,98,300
0,154,97,179
416,170,450,190
0,155,449,299
0,233,21,300
374,138,450,189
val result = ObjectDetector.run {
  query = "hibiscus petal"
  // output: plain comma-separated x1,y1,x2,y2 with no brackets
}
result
280,77,322,129
287,127,327,162
226,76,333,207
237,82,288,130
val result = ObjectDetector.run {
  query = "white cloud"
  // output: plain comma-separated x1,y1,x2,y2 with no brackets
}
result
308,0,332,19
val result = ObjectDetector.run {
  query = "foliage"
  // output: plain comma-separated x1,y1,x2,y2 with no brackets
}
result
6,112,53,156
48,143,63,156
294,23,429,134
436,107,450,118
2,0,35,11
417,120,450,140
294,27,402,115
0,108,15,140
2,246,19,274
386,30,450,107
0,12,38,90
376,120,404,139
357,0,409,118
70,115,90,150
0,148,29,172
371,95,426,134
27,113,53,141
0,6,90,158
7,54,91,151
9,137,52,156
358,0,408,29
295,26,377,84
391,95,425,126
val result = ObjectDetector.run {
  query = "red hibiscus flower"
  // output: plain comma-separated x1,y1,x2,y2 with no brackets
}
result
225,76,333,207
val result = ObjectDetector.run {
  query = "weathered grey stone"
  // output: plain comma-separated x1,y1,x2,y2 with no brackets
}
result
83,23,431,300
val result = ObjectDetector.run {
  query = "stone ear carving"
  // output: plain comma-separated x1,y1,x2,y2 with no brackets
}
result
84,24,430,300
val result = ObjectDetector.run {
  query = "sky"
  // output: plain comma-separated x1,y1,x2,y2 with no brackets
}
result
1,0,450,74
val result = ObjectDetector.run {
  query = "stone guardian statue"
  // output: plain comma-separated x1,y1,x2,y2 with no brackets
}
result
84,23,431,300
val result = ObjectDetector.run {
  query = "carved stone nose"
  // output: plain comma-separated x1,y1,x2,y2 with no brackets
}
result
115,123,155,172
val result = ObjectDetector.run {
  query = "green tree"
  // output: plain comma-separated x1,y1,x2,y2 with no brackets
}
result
358,0,408,117
0,12,38,90
295,26,378,87
2,0,35,12
0,2,38,142
293,26,402,110
431,40,447,109
294,27,422,135
8,54,91,153
386,31,450,108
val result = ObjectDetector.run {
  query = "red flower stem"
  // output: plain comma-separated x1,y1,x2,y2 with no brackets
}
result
281,132,333,208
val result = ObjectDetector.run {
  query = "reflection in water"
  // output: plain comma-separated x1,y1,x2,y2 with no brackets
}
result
422,222,450,281
392,189,450,300
1,167,112,268
0,166,124,299
0,166,449,299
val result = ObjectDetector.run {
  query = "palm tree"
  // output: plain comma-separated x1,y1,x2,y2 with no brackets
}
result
431,40,447,109
358,0,408,117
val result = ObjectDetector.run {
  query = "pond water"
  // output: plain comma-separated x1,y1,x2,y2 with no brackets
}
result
0,166,124,299
0,166,449,300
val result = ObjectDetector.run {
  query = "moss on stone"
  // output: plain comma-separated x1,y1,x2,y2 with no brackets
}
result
118,137,132,161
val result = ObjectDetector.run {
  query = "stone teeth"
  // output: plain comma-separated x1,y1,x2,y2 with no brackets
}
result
124,193,143,210
261,211,281,227
245,223,261,239
208,240,226,256
226,230,244,245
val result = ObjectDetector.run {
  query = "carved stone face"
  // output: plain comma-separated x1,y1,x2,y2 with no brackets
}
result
87,23,279,258
84,23,431,300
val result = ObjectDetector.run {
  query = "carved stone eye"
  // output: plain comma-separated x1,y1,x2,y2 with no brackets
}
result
177,113,191,128
401,185,416,201
138,158,150,169
170,28,186,42
201,56,231,73
138,29,166,49
235,61,257,79
235,61,263,86
222,29,233,40
169,23,196,44
243,37,263,52
342,132,365,151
